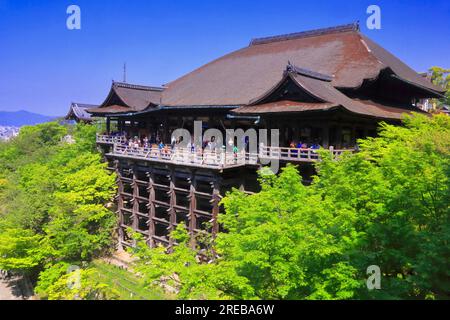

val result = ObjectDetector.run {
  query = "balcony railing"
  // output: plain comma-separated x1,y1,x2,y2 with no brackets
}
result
98,136,354,168
259,146,351,162
96,134,127,144
112,144,257,168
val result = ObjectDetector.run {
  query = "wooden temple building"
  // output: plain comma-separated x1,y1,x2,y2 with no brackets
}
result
88,23,445,250
65,102,98,123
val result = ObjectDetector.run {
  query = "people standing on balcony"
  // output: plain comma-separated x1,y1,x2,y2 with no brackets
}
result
290,141,298,157
227,137,234,149
208,137,217,152
133,138,140,151
233,145,239,163
143,136,149,147
188,140,196,153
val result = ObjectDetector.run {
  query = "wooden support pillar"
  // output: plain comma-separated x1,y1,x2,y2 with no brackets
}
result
147,169,156,248
349,125,354,147
322,124,330,148
163,115,169,144
188,171,197,249
168,168,177,249
131,166,139,234
336,126,342,149
115,160,125,250
211,177,221,238
106,117,111,134
238,168,245,192
293,120,300,142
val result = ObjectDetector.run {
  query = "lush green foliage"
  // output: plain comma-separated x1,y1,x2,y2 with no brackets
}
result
43,267,120,300
0,122,117,299
131,114,449,300
429,66,450,109
131,226,254,300
1,114,448,300
90,260,167,300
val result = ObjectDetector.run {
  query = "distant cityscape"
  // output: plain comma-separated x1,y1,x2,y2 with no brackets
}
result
0,126,20,141
0,110,58,142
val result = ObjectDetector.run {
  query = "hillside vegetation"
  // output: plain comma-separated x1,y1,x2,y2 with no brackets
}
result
0,114,449,300
131,114,450,300
0,123,119,299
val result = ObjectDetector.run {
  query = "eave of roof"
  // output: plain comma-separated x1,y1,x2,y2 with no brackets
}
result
102,105,236,118
234,100,338,114
87,105,131,115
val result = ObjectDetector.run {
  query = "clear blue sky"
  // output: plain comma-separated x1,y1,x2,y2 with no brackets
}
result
0,0,449,116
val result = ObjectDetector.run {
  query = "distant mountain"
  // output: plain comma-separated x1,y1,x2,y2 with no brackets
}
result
0,110,57,127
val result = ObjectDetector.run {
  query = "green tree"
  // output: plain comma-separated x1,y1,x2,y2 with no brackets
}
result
130,225,254,300
131,113,449,300
0,122,117,298
428,66,450,109
44,268,120,300
219,166,361,299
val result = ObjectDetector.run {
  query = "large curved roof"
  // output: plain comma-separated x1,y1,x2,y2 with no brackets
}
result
161,23,444,107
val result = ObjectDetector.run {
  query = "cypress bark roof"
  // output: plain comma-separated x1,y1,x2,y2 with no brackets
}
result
161,23,443,106
88,82,164,115
65,103,97,122
233,65,426,120
89,23,444,120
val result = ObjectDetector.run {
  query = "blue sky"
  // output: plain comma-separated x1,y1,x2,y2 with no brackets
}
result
0,0,449,116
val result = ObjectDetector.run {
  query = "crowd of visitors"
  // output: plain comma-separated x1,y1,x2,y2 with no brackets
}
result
105,132,326,156
289,140,322,150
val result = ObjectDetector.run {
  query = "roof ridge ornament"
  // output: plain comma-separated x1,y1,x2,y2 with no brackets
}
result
113,81,165,92
250,22,360,46
286,62,334,82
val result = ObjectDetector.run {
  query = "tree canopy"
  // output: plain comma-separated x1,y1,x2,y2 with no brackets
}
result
0,114,448,300
429,66,450,109
131,114,449,300
0,122,117,299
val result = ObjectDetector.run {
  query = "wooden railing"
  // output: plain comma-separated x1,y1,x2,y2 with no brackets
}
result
259,146,353,162
113,145,254,168
96,134,127,144
99,135,354,168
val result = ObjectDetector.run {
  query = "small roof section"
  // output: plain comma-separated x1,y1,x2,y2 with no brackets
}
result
65,102,98,122
88,81,165,115
234,64,427,120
